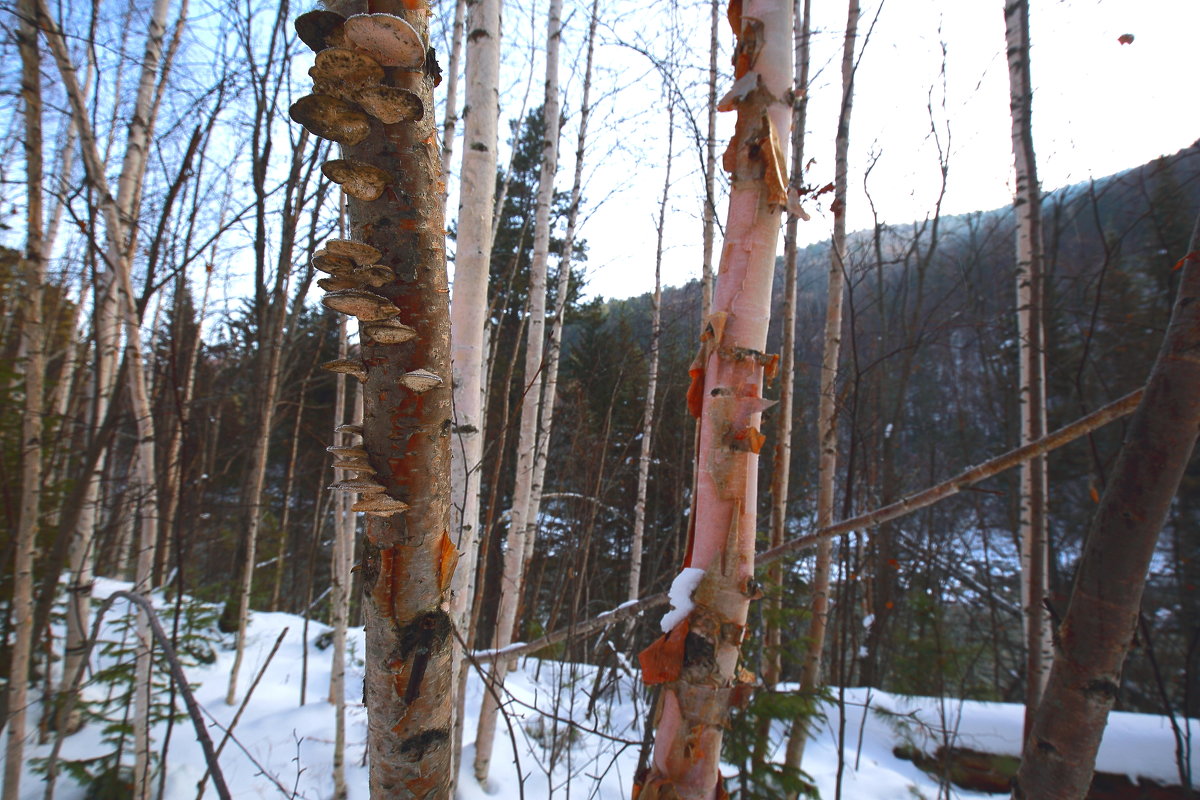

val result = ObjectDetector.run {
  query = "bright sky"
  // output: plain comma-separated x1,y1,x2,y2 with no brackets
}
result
504,0,1200,301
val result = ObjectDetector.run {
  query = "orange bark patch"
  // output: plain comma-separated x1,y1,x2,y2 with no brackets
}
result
1173,250,1199,271
687,360,705,419
436,530,458,594
734,426,766,454
639,621,689,685
761,118,789,208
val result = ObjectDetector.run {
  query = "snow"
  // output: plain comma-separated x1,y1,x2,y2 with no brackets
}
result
658,567,707,633
7,578,1198,800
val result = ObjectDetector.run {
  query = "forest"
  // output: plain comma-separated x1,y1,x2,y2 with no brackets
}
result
1,0,1199,798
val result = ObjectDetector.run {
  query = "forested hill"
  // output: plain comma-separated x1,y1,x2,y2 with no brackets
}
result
546,139,1200,709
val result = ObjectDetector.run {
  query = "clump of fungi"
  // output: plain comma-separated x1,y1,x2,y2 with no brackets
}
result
293,9,436,520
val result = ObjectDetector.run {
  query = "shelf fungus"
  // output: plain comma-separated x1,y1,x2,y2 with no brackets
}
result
330,476,386,494
397,369,443,393
310,47,384,95
312,249,357,276
317,275,362,292
351,494,411,517
354,85,423,124
321,288,399,321
352,264,395,288
322,159,391,202
363,318,417,345
322,358,368,383
325,239,382,265
332,456,375,473
334,423,363,437
295,10,347,52
289,95,372,146
343,14,425,68
327,445,369,460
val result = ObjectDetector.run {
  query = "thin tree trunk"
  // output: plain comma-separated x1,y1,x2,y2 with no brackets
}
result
1012,215,1200,800
473,0,564,781
630,97,672,604
700,0,719,320
755,0,809,767
447,0,502,763
635,2,792,796
784,0,857,779
1005,0,1052,730
329,317,353,800
2,6,46,797
524,0,599,581
439,0,466,196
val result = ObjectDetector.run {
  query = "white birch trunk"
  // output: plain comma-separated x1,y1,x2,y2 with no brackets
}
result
785,0,857,778
701,0,719,320
329,318,354,800
1005,0,1053,726
440,0,467,195
473,0,563,783
629,99,673,604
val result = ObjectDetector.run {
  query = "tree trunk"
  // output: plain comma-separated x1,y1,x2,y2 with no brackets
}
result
630,97,672,604
635,2,792,796
1005,0,1052,729
447,0,502,765
294,1,455,793
472,0,564,781
700,0,719,320
755,0,810,767
2,6,45,797
1011,215,1200,799
784,0,857,779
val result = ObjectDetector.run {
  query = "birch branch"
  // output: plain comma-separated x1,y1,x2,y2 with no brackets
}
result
474,387,1143,663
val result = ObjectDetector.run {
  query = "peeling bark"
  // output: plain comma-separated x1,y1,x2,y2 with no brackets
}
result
636,2,792,797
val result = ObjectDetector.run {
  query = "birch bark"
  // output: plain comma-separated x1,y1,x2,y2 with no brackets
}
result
636,2,792,796
1005,0,1053,726
472,0,563,781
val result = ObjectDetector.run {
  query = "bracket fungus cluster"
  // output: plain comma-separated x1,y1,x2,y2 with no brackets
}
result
295,9,436,521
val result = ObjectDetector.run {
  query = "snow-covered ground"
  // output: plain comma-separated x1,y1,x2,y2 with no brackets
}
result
6,578,1197,799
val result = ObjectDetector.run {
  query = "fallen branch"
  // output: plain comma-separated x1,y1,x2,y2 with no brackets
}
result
475,387,1142,663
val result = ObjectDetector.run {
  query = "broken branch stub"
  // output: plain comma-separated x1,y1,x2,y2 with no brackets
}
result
322,159,391,201
343,14,425,68
289,95,372,146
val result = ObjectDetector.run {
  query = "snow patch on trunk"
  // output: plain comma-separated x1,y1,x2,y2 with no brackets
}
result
659,567,706,633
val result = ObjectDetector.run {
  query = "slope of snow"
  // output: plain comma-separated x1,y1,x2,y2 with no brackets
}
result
5,579,1196,799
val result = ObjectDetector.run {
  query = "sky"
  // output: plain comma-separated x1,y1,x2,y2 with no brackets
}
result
480,0,1200,302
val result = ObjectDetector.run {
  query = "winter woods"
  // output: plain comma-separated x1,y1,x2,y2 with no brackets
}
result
2,0,1200,798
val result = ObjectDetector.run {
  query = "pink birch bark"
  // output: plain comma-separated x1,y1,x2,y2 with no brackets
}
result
636,2,792,797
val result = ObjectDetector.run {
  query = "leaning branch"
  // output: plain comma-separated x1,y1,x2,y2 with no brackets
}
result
474,388,1143,663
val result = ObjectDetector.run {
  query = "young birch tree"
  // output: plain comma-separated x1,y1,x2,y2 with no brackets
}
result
472,0,564,781
1005,0,1053,726
784,0,857,778
630,95,673,605
635,1,792,796
447,0,502,705
290,1,454,791
2,4,46,797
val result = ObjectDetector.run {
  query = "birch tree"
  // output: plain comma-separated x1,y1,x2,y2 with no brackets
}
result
635,1,792,795
1005,0,1053,726
472,0,564,781
2,4,46,796
784,0,857,778
290,1,455,791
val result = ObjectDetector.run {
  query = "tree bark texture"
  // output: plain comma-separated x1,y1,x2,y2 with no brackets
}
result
473,0,563,780
635,2,792,797
1005,0,1053,724
293,1,455,794
1012,216,1200,799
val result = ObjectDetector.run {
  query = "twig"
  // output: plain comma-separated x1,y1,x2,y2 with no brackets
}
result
477,388,1143,663
195,627,288,799
42,591,232,800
